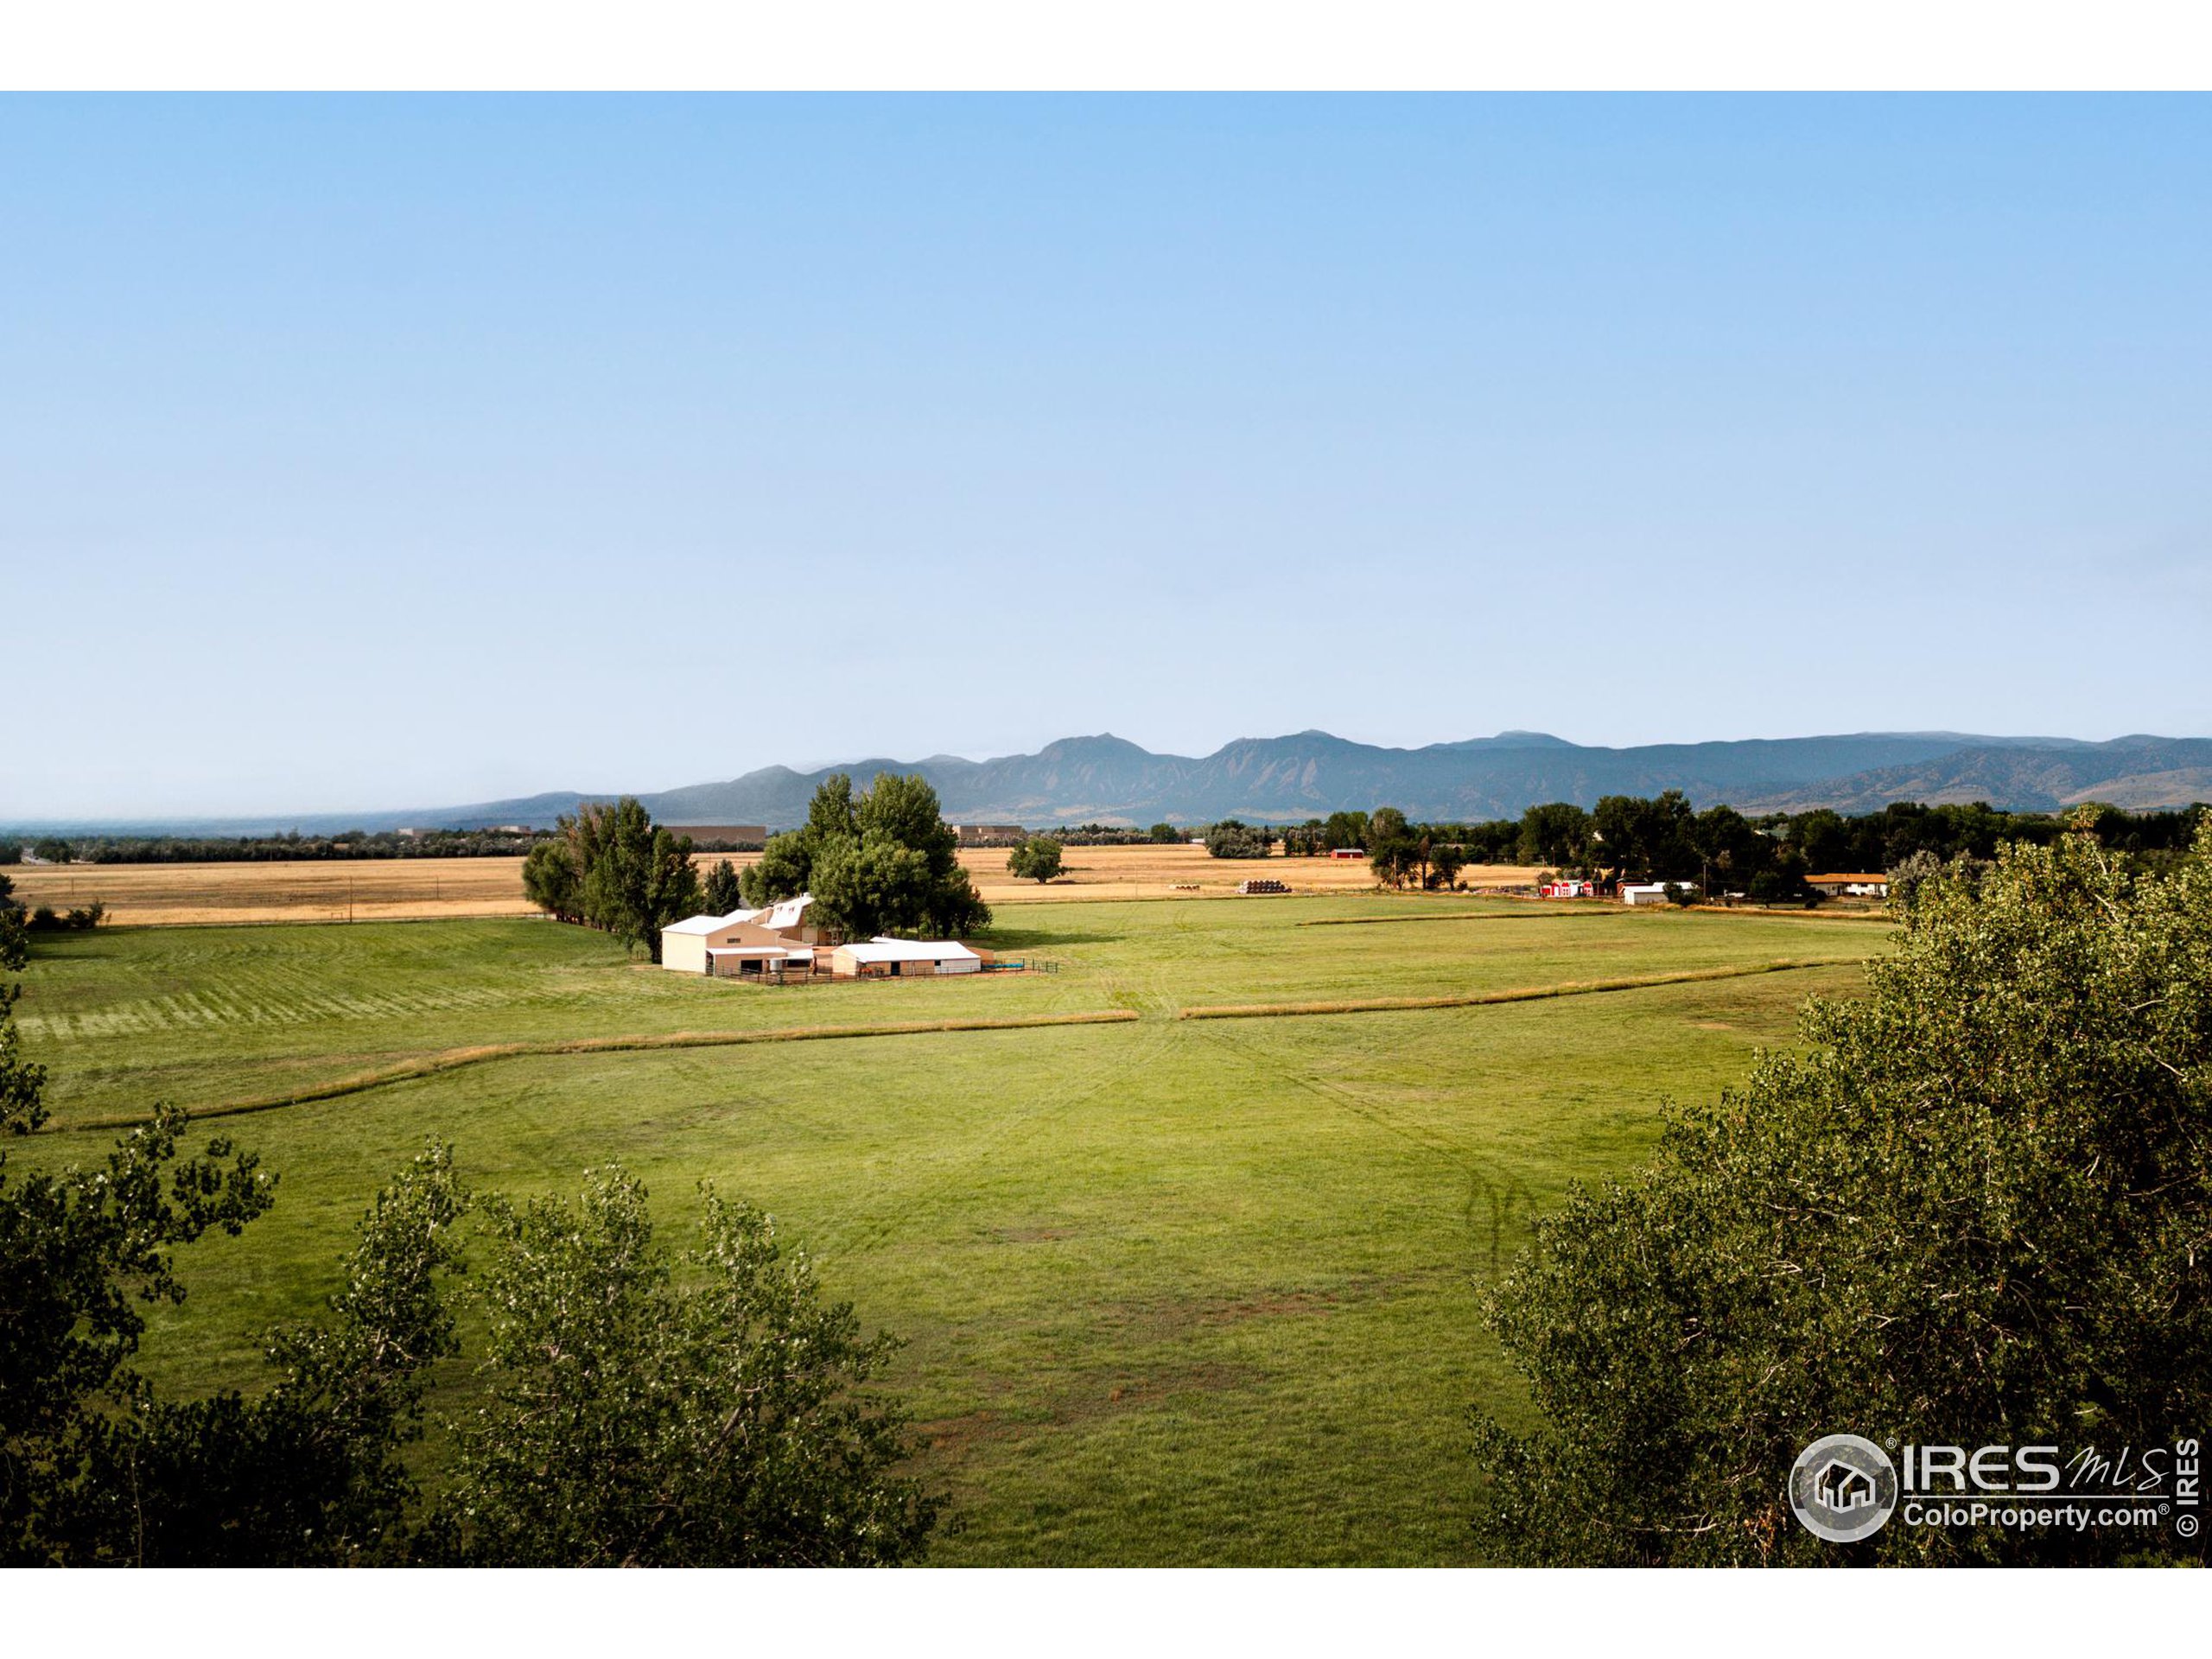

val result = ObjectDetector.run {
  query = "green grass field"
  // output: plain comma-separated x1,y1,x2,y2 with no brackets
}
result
10,895,1887,1564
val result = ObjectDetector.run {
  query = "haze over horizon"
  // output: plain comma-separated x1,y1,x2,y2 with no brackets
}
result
6,95,2209,818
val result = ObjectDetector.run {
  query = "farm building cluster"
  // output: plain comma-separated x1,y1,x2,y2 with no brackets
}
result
1538,870,1893,904
660,893,985,981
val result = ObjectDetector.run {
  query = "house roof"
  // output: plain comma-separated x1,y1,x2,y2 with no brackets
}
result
1804,874,1888,885
837,937,979,964
663,906,766,935
760,893,812,932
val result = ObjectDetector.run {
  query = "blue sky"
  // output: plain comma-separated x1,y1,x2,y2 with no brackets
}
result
4,94,2208,817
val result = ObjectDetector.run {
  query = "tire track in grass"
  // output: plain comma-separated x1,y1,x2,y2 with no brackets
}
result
1178,957,1862,1022
52,1009,1145,1133
1185,1015,1538,1280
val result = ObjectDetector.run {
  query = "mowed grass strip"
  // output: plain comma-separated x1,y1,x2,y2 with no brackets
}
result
62,1009,1146,1131
1179,957,1864,1020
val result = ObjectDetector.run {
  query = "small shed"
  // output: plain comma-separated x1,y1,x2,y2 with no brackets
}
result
829,938,982,978
1618,882,1681,906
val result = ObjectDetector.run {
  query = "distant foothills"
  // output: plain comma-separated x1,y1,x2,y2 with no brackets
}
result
10,729,2212,838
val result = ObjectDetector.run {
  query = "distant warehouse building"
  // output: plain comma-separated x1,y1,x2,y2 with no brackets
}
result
1619,881,1688,906
830,938,982,977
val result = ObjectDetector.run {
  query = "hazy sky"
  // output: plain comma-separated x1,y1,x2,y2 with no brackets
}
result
5,94,2209,818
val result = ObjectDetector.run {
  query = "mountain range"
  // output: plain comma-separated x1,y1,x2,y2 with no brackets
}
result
15,731,2211,837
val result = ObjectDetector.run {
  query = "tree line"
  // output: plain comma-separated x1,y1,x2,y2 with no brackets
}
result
1202,797,2209,901
14,829,552,865
1032,823,1188,846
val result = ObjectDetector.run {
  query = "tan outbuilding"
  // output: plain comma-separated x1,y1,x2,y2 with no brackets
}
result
828,938,982,978
659,907,768,973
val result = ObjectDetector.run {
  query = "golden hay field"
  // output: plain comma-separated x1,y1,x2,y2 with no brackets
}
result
9,845,1548,926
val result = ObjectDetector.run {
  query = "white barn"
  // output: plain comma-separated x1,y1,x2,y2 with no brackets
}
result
659,908,768,973
829,938,982,978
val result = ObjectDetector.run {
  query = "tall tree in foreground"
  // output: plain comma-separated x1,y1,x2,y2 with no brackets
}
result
433,1167,940,1567
1470,819,2212,1565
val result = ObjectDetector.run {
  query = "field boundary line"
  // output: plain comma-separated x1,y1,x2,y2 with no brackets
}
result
1177,957,1863,1021
1295,910,1629,928
54,1009,1143,1133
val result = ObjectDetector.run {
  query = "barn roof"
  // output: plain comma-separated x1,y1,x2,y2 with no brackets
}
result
664,906,765,935
838,937,979,963
760,893,813,932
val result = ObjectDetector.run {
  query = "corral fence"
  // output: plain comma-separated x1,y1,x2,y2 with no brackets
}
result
717,955,1062,986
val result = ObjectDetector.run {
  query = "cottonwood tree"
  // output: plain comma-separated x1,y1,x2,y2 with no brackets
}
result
430,1168,940,1567
744,772,988,939
524,800,699,957
29,1149,464,1565
1203,819,1272,860
1470,821,2212,1565
702,858,743,913
520,838,583,922
1006,836,1064,883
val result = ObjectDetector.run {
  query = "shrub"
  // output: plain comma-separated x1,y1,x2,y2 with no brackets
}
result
1471,823,2212,1565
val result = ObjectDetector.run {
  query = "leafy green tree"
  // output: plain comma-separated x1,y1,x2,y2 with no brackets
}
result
1885,847,1948,911
1148,823,1183,844
806,772,860,843
1790,807,1853,874
521,838,582,923
1591,791,1695,884
0,874,23,973
1690,804,1770,897
1471,822,2212,1565
748,773,988,939
35,1148,465,1565
29,838,70,866
1427,842,1466,890
0,1054,275,1560
432,1167,940,1567
1006,836,1065,883
1322,810,1370,853
571,798,700,962
702,858,743,914
1204,819,1272,860
1366,807,1418,887
1516,802,1592,868
740,830,814,907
